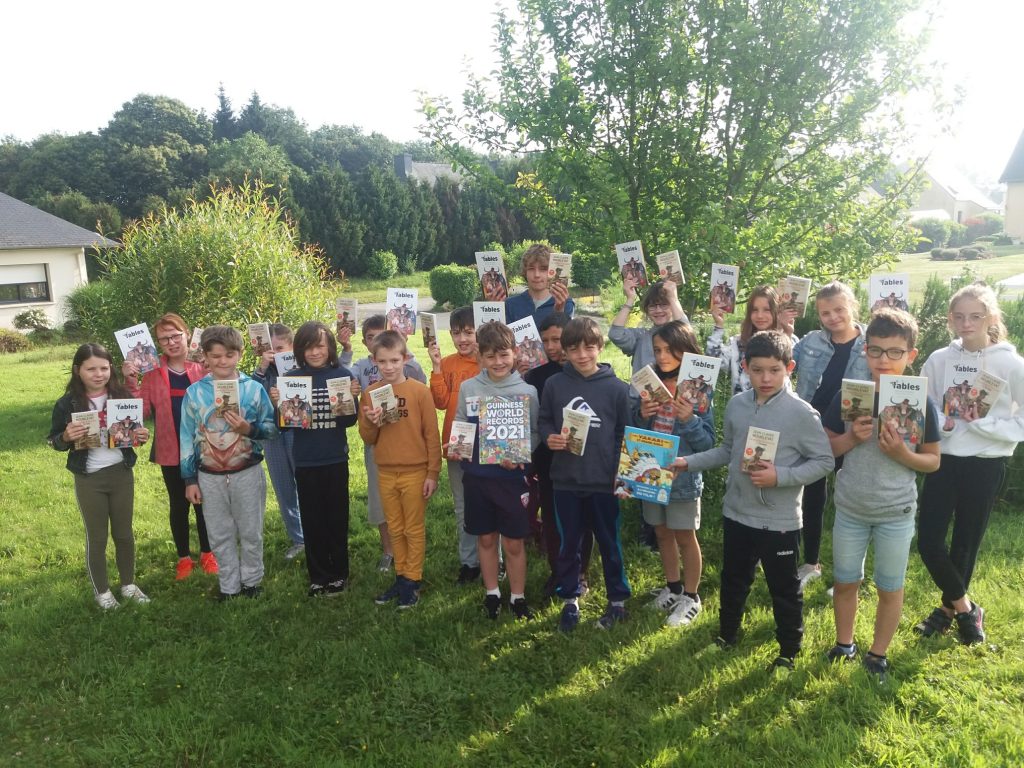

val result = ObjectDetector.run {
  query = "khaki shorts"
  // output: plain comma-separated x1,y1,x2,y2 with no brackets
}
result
642,499,700,531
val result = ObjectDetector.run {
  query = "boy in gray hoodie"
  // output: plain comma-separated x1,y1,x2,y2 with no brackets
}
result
674,330,833,669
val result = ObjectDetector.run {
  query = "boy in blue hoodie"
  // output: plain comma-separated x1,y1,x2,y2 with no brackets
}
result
539,317,632,632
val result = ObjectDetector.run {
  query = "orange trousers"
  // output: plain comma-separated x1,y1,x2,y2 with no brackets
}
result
377,469,428,582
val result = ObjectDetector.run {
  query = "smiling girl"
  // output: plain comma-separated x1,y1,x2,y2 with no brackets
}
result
610,277,689,375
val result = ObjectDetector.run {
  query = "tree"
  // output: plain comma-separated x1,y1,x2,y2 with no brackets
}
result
213,83,238,141
421,0,933,303
207,132,296,189
291,167,367,275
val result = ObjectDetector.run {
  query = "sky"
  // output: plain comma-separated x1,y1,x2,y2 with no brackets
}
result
2,0,1020,187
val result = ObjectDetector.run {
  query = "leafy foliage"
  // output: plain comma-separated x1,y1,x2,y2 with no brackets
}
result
429,265,479,308
0,328,31,354
12,309,52,332
366,250,399,280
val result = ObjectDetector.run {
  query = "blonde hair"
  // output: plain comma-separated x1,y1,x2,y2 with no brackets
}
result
815,281,859,322
949,282,1006,344
520,243,552,277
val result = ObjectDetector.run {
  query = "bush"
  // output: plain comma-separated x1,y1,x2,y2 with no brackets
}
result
930,248,959,261
429,264,479,308
573,250,617,291
993,233,1014,246
367,250,399,280
12,309,51,332
964,213,1003,243
0,328,31,354
913,217,954,250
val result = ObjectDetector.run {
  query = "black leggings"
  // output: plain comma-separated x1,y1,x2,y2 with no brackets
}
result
161,464,211,558
801,475,828,566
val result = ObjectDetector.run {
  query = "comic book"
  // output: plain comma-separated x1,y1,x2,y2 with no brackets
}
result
878,374,927,450
615,427,679,505
247,323,272,356
186,327,205,363
547,252,572,290
972,370,1006,420
277,376,313,428
420,312,438,348
473,301,506,328
615,240,648,288
385,288,418,336
478,395,531,465
868,273,911,313
941,362,1004,427
655,250,685,285
840,379,876,421
509,316,547,371
335,298,358,338
115,322,161,374
106,398,144,448
561,407,591,457
213,379,240,417
630,365,673,406
274,351,296,375
709,263,738,314
475,251,509,302
369,383,399,424
677,353,721,415
741,426,779,473
70,410,101,450
777,276,812,317
326,376,356,417
447,420,476,461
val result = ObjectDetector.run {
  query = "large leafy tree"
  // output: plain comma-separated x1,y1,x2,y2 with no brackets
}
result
421,0,933,301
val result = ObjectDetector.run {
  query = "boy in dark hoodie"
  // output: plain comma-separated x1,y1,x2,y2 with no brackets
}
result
538,317,633,632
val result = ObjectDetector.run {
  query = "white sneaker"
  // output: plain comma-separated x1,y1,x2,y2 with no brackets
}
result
95,590,120,610
120,584,151,604
797,563,822,590
650,587,682,612
285,543,305,561
666,595,701,627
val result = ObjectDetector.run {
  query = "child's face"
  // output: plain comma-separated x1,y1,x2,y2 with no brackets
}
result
949,297,990,349
363,327,384,351
652,335,681,372
77,355,111,394
646,295,673,326
525,260,549,292
205,343,241,379
272,335,293,354
865,334,917,381
479,347,516,380
816,295,854,336
450,326,476,357
745,355,794,399
374,345,407,383
304,333,330,368
749,297,774,331
540,326,565,363
155,324,187,357
565,342,601,377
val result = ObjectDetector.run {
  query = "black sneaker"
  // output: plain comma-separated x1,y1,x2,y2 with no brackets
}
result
484,594,501,620
308,583,326,598
955,603,985,645
511,598,534,621
770,656,795,672
826,642,858,663
456,565,481,585
914,607,953,637
713,635,737,651
862,652,889,682
374,578,402,605
558,601,580,633
324,579,347,597
397,579,420,610
216,590,241,602
241,584,263,599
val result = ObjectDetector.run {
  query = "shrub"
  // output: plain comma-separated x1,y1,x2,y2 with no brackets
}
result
993,233,1014,246
964,213,1003,243
367,250,399,280
913,217,953,250
429,264,479,308
0,328,31,354
948,222,969,248
930,247,958,261
12,309,51,332
573,250,617,291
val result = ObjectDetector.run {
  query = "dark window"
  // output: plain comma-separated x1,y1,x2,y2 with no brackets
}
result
0,265,51,304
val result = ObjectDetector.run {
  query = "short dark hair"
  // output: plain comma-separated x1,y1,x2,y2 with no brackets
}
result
370,329,407,358
362,314,387,337
449,306,475,333
652,320,700,359
743,330,792,365
866,308,918,348
538,311,570,333
293,322,338,368
476,322,515,355
201,325,244,353
561,317,605,350
640,279,674,315
270,323,293,342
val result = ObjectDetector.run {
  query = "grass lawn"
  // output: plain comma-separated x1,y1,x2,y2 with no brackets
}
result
3,337,1023,767
344,272,437,303
878,249,1024,304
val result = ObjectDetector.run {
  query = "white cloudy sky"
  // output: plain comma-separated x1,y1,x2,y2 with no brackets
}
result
2,0,1020,184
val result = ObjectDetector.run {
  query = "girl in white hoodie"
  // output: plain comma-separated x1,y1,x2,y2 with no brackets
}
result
915,283,1024,645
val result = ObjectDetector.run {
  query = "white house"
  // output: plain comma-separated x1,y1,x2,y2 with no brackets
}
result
999,128,1024,242
908,165,1001,224
0,192,117,330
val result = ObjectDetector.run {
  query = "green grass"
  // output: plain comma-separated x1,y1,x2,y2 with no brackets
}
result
2,340,1023,767
344,271,436,303
876,249,1024,304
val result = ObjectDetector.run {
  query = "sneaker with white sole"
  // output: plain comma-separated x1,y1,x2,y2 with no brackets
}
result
650,587,682,612
666,595,701,627
120,584,151,604
95,590,120,610
285,543,305,561
797,563,822,590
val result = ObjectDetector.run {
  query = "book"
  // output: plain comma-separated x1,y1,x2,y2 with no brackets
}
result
630,365,673,406
115,322,161,374
385,288,418,336
420,312,438,348
547,252,572,290
615,240,648,288
941,361,1005,425
447,420,476,461
247,323,272,356
277,376,313,428
326,376,356,417
840,379,876,421
710,263,739,313
655,250,685,285
186,327,205,363
615,427,680,506
509,316,547,370
106,398,144,448
741,426,780,472
677,353,721,415
878,374,928,449
971,370,1006,420
369,383,399,424
561,407,591,456
777,276,812,317
475,251,509,302
473,301,506,328
274,351,296,375
868,272,911,313
213,379,240,417
70,410,101,450
478,395,531,465
335,298,358,338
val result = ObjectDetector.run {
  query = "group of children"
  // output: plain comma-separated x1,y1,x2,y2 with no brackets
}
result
49,242,1023,680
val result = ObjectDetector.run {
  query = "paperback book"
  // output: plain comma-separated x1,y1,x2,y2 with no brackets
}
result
369,383,399,424
840,379,876,421
326,376,356,417
777,276,812,317
710,263,738,314
115,323,161,374
447,420,476,461
70,410,102,450
869,273,911,312
247,323,272,356
677,353,721,415
274,351,296,375
615,240,648,288
213,379,240,417
655,250,685,285
509,316,546,371
478,395,531,465
547,252,572,290
473,301,506,328
106,398,144,448
186,327,205,363
420,312,438,348
335,298,358,338
278,376,313,428
475,251,509,302
741,426,779,473
878,374,927,449
630,365,673,406
561,407,591,456
615,427,680,506
385,288,418,336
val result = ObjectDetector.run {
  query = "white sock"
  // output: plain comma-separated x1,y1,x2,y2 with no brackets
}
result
510,592,525,602
487,587,501,597
611,600,625,608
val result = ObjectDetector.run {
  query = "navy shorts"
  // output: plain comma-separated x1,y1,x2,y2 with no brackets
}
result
462,473,531,539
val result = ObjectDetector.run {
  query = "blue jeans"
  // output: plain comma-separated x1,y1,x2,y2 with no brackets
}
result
554,490,630,601
264,430,303,545
832,508,914,592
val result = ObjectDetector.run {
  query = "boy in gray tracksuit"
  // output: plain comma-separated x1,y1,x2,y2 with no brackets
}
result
674,330,833,669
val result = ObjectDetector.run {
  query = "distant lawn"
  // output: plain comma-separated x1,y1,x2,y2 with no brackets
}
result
879,249,1024,303
342,271,435,302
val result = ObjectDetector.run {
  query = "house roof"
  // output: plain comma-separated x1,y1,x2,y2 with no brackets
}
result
1000,128,1024,184
0,192,119,250
407,161,462,186
921,166,1001,212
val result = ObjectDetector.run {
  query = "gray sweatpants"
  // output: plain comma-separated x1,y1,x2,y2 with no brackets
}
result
447,459,479,568
74,463,135,595
198,463,266,595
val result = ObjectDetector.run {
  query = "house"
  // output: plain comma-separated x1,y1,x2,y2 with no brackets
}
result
394,154,462,186
999,128,1024,242
0,192,118,329
908,165,1001,224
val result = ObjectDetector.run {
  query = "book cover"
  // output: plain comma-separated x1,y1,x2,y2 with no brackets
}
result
115,323,161,374
677,353,721,415
941,361,1004,426
972,370,1006,420
326,376,356,417
561,407,591,456
277,376,313,428
247,323,272,356
630,365,673,406
777,276,812,317
274,351,296,375
547,252,572,290
106,398,144,448
447,420,476,461
615,240,648,288
878,374,927,449
509,316,547,370
335,298,358,338
868,273,911,312
369,383,399,424
615,427,680,505
478,395,531,465
420,312,438,348
186,327,205,363
475,251,509,301
742,426,780,472
385,288,418,336
840,379,876,421
70,410,101,450
655,250,685,285
473,301,506,328
710,263,739,313
213,379,240,417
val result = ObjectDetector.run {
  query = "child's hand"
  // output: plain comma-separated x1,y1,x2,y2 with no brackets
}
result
337,325,353,351
710,302,726,328
878,421,910,458
850,415,874,443
499,459,523,471
551,280,569,310
122,360,139,379
516,356,532,376
135,427,151,445
224,410,252,435
350,380,361,400
673,396,695,422
779,307,798,336
428,341,442,370
639,397,660,418
363,405,383,427
748,461,778,488
62,422,89,443
546,433,568,451
671,456,689,474
623,275,639,304
422,478,437,499
269,386,280,406
185,484,202,504
258,348,275,372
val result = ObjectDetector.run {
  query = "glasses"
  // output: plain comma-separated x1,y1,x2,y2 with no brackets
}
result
866,346,908,360
157,332,185,344
951,313,987,325
647,303,669,311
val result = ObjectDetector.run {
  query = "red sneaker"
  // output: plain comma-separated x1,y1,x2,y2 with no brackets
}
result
175,557,195,581
199,551,219,575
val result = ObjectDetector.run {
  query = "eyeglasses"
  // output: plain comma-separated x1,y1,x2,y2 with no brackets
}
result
866,346,908,360
951,313,987,325
647,303,669,311
157,332,185,344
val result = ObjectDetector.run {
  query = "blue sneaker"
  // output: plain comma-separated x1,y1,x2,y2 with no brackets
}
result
397,579,420,610
374,578,402,605
596,603,628,630
558,602,580,633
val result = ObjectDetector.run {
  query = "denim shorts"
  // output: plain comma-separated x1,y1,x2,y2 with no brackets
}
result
832,507,915,591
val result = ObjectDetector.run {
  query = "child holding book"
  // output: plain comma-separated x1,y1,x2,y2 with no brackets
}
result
634,321,715,627
539,317,633,631
609,277,688,376
269,322,359,596
427,306,483,584
453,322,540,619
179,326,278,600
359,331,442,609
504,243,576,325
675,331,833,669
49,343,152,609
823,309,940,679
341,314,427,571
916,283,1024,644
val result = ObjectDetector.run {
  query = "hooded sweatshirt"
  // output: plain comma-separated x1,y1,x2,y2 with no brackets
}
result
922,339,1024,458
538,362,632,494
454,369,539,479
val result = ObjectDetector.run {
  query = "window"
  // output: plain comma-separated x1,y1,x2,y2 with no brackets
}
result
0,264,51,304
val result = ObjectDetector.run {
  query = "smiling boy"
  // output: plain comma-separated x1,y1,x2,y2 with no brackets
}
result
505,244,575,325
